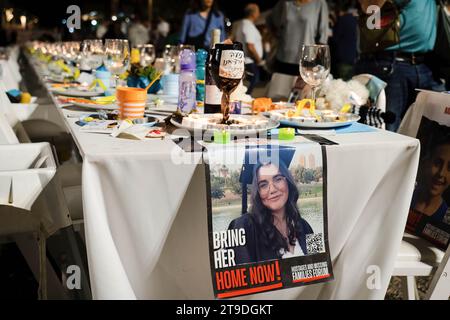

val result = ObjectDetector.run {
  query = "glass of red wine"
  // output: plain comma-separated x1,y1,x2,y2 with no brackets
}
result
210,42,245,124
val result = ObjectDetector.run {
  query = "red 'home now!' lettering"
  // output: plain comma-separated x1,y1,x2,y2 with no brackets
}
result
215,268,248,291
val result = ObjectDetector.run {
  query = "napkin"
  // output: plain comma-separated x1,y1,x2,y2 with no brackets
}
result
335,122,377,134
92,95,116,104
111,121,149,140
77,72,95,85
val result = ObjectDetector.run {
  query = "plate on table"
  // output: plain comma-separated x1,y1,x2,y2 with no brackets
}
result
77,115,159,134
170,114,280,135
46,73,74,83
57,96,118,110
265,109,360,129
71,100,118,110
50,86,104,98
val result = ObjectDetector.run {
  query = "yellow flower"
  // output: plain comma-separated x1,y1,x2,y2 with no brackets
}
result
131,48,140,64
119,71,129,80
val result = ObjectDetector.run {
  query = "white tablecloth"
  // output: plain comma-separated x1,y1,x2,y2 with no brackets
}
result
25,55,421,300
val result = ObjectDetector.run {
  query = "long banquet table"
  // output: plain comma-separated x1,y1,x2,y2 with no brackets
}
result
23,54,420,300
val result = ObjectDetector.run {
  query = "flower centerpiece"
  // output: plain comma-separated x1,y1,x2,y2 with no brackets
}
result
126,64,161,94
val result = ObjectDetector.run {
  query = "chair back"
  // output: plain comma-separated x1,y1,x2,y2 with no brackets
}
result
265,73,297,100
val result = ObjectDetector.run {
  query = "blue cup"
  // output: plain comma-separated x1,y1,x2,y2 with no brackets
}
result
160,73,179,96
95,70,111,89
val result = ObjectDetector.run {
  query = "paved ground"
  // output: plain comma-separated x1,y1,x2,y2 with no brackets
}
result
385,276,432,300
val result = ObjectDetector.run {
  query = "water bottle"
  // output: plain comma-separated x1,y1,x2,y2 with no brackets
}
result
196,49,208,108
178,49,197,114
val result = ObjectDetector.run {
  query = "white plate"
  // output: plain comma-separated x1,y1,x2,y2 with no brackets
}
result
265,109,360,129
46,72,73,83
71,101,118,110
170,114,280,135
50,87,104,97
278,118,360,129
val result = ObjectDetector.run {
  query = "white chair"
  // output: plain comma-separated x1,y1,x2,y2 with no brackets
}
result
352,73,387,129
0,141,68,299
393,233,449,300
0,60,19,91
352,73,387,113
265,72,297,100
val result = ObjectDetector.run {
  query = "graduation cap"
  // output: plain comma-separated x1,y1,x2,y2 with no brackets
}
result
239,144,296,214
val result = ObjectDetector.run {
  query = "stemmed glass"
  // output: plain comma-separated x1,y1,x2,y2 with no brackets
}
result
104,39,130,88
136,44,156,67
61,41,80,65
80,39,104,71
163,44,179,73
299,44,330,107
209,42,245,124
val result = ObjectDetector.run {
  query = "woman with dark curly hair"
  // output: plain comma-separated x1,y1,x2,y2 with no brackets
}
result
228,160,314,265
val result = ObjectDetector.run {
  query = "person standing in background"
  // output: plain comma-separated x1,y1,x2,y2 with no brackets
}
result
356,0,439,132
157,17,170,39
427,0,450,91
128,15,150,47
232,3,264,94
179,0,225,50
152,16,171,56
329,1,358,80
267,0,329,76
96,21,109,39
102,21,126,40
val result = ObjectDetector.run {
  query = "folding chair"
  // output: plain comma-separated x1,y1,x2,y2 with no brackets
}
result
393,233,449,299
0,129,69,299
392,90,450,300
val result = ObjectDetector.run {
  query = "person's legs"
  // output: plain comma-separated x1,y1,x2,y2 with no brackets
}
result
245,63,259,95
273,59,300,76
384,62,413,131
356,57,405,131
336,63,354,81
416,63,443,92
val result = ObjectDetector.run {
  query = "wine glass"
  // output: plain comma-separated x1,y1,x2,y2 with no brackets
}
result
104,39,130,87
163,44,178,73
61,41,80,65
209,42,245,123
80,39,104,71
136,44,155,67
299,44,330,107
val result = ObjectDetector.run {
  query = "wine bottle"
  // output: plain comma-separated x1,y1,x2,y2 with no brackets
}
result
204,29,222,114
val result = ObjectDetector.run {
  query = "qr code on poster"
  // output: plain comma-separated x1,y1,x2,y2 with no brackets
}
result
306,233,323,254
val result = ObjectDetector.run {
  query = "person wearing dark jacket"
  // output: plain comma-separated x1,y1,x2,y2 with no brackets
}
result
228,160,314,265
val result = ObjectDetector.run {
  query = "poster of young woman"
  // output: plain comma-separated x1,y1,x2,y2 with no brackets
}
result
406,99,450,250
204,141,333,298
